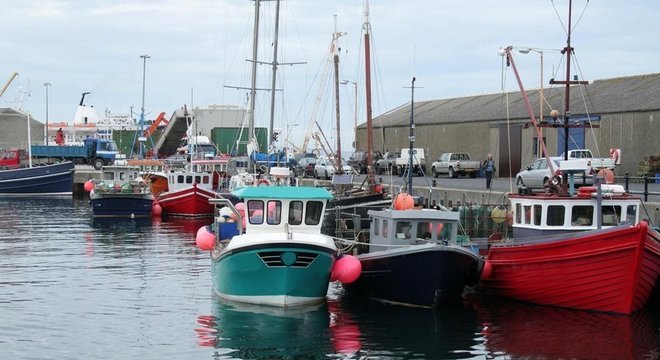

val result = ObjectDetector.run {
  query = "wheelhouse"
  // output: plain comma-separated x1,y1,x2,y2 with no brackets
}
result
368,209,460,252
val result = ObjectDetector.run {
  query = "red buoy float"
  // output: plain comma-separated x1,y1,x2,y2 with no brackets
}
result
393,193,414,210
331,255,362,284
84,180,95,192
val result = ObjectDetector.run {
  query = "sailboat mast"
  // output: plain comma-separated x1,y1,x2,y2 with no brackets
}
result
249,0,261,157
268,0,281,152
562,0,573,162
407,77,415,195
333,16,343,174
363,0,375,186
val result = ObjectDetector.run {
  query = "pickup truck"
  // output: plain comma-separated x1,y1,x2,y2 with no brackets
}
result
431,152,481,178
374,151,400,175
395,148,426,176
31,138,119,170
560,149,616,170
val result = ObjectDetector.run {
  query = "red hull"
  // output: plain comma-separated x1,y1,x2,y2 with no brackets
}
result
157,184,218,217
481,222,660,315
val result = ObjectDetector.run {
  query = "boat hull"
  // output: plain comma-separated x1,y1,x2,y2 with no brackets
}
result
90,194,155,218
480,222,660,315
157,184,217,217
0,162,75,195
212,242,336,307
343,244,483,307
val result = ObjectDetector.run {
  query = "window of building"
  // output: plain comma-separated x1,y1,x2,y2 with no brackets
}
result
546,205,565,226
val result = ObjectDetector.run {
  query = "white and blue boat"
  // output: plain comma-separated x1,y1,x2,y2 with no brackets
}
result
207,186,338,307
88,164,154,218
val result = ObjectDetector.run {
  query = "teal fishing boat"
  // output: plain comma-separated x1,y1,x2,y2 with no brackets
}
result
204,186,338,307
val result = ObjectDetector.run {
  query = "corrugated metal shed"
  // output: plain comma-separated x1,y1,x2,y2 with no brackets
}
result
365,73,660,128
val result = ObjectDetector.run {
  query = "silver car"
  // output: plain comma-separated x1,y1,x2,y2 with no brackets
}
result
515,157,561,189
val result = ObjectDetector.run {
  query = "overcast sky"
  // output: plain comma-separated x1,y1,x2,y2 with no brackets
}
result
1,0,658,150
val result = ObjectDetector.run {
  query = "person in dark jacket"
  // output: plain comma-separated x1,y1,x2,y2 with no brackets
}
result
482,154,496,189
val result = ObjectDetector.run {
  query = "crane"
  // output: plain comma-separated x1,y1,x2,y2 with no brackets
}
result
0,72,18,99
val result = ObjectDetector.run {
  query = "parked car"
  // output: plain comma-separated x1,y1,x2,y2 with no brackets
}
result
293,157,317,178
395,148,426,176
162,153,189,168
314,158,352,180
374,151,400,175
431,152,481,178
348,150,382,174
515,157,562,189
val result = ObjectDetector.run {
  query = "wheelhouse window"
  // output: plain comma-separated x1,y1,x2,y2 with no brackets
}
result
602,205,622,226
194,176,201,184
382,220,389,238
374,219,380,236
533,205,542,226
524,205,532,225
288,201,303,225
546,205,565,226
103,172,115,181
186,176,193,184
515,203,522,224
119,172,127,181
247,200,264,225
436,222,452,241
202,176,209,184
305,201,324,225
571,205,594,226
267,201,282,225
417,222,431,240
396,221,412,240
626,205,638,224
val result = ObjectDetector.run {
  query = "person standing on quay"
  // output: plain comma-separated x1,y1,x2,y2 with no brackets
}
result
483,154,496,189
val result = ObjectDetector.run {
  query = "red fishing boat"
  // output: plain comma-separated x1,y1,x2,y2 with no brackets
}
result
157,158,229,217
479,1,660,315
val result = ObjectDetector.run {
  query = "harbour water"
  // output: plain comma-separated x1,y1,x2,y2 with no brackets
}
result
1,197,658,359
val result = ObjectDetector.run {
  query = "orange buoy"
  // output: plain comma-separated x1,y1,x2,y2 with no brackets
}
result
393,193,414,210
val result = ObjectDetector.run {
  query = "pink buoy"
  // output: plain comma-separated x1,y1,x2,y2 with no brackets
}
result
152,202,163,217
333,255,362,284
196,225,216,251
480,260,493,279
84,180,95,192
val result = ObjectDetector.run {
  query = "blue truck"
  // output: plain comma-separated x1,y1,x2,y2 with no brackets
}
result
31,138,120,170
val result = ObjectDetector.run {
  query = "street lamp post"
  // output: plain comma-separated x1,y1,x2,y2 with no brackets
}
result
519,48,545,158
44,82,51,145
340,80,357,148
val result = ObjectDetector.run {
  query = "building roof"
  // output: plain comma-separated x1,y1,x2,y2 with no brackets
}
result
366,73,660,128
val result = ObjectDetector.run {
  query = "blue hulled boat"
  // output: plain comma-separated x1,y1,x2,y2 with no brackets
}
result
207,186,338,307
342,206,484,307
89,165,154,218
0,161,75,196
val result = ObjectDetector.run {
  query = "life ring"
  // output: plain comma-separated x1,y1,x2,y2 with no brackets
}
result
257,179,270,186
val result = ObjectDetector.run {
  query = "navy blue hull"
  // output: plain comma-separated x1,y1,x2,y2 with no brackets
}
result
0,162,75,195
90,195,154,217
344,246,482,307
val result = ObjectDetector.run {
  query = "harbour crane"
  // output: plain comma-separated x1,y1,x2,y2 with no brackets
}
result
0,72,19,99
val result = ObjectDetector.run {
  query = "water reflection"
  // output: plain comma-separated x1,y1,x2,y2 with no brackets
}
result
469,295,659,359
197,299,335,359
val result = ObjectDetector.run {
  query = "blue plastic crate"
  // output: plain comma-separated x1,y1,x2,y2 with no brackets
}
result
219,222,240,240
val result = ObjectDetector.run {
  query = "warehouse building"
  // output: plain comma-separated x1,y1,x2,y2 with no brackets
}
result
0,108,45,150
357,73,660,178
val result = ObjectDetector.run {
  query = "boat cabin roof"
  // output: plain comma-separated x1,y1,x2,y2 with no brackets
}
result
232,186,333,200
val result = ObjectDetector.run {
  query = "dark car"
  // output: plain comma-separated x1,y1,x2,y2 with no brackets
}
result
293,157,317,178
348,150,382,174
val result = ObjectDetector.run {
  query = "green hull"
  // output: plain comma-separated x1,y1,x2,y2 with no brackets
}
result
212,244,336,307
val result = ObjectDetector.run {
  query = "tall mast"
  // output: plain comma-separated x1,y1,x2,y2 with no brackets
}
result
249,0,261,157
268,0,280,151
548,0,589,184
333,15,344,174
407,77,415,195
363,0,375,186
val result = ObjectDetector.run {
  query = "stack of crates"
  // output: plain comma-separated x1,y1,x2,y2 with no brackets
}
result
636,155,660,182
